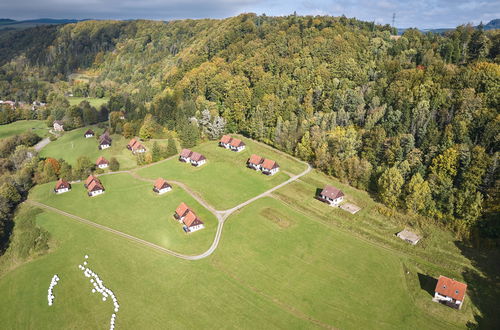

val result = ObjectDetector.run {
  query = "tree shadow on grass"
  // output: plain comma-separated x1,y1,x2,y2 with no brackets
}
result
454,241,500,329
417,273,437,297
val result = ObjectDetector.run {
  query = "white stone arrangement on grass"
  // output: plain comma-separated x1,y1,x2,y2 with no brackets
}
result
78,255,120,330
47,274,60,306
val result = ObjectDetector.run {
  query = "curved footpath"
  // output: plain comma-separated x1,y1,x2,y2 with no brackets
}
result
28,158,311,261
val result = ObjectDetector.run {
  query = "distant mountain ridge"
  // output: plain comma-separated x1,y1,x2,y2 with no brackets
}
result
398,18,499,35
0,18,89,31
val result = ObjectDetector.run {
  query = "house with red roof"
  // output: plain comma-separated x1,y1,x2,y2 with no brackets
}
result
229,138,246,152
219,135,233,149
247,154,264,171
433,276,467,309
54,179,71,194
84,129,94,138
127,138,138,150
260,159,280,175
96,156,109,169
84,175,100,188
179,149,193,162
87,180,105,197
127,138,146,154
189,151,206,167
182,210,205,233
153,178,172,194
174,202,190,222
318,185,344,206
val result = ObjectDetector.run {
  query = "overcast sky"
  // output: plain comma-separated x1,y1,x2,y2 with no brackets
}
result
1,0,499,29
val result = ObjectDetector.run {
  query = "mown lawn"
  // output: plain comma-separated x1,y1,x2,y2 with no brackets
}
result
67,97,109,108
136,137,307,210
0,120,49,139
29,173,217,255
39,127,138,169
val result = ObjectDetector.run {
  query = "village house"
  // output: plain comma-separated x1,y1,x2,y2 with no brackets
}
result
190,151,206,167
260,159,280,175
84,129,94,138
396,229,421,245
153,178,172,194
99,132,112,150
247,154,264,170
318,185,345,206
53,120,64,132
127,138,138,150
174,202,190,221
54,179,71,194
182,210,205,233
96,156,109,169
229,138,246,152
179,149,193,162
0,100,16,108
433,276,467,309
87,180,105,197
84,175,100,188
219,135,233,148
131,142,146,154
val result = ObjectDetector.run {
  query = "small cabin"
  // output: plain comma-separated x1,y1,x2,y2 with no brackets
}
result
396,229,421,245
182,210,204,233
153,178,172,195
84,129,94,138
87,180,105,197
229,138,246,152
174,202,190,221
219,135,232,149
179,149,193,162
53,120,64,132
318,185,344,206
433,276,467,309
190,152,206,167
96,156,109,169
260,159,279,175
247,154,263,170
54,179,71,194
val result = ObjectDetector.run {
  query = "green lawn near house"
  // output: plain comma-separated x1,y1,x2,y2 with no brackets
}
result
67,97,109,108
39,127,138,169
0,120,49,139
29,173,217,255
135,137,307,210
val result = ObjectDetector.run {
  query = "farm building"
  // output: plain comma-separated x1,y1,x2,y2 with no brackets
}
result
54,179,71,194
174,202,190,221
396,230,421,245
229,138,246,152
219,135,232,148
99,134,112,150
318,185,344,206
179,149,193,162
153,178,172,194
84,129,94,138
433,276,467,309
53,120,64,132
182,210,204,233
190,152,206,167
247,154,264,170
84,175,100,188
261,159,280,175
87,180,105,197
96,156,109,169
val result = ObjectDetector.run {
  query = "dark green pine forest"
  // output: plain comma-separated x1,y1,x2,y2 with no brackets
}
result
0,14,499,246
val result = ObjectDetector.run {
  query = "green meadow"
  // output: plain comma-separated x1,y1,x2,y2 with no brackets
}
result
136,136,307,210
0,120,49,139
67,97,109,108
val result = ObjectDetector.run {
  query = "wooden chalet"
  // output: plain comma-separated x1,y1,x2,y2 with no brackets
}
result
219,135,233,148
229,138,246,152
318,185,344,206
247,154,264,170
153,178,172,194
96,156,109,169
433,276,467,309
189,152,206,167
179,149,193,162
260,159,280,175
84,129,94,138
54,179,71,194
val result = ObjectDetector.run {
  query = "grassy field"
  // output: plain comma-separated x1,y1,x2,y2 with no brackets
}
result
0,120,49,139
39,127,138,169
136,137,307,210
30,173,217,255
67,97,109,108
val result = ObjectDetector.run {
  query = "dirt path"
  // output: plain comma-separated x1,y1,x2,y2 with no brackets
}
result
34,137,51,151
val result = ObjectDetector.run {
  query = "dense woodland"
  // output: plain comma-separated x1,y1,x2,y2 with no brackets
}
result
0,14,499,250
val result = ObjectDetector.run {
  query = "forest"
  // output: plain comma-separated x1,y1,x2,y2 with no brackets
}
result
0,14,498,249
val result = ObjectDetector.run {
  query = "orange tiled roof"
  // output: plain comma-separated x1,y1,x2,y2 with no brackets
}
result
435,276,467,301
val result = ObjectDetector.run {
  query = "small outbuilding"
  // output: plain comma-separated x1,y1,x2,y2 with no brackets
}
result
433,276,467,309
53,120,64,132
229,138,246,152
318,185,344,206
260,159,280,175
396,229,421,245
84,129,94,138
179,149,193,162
189,152,206,167
54,179,71,194
153,178,172,194
96,156,109,169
